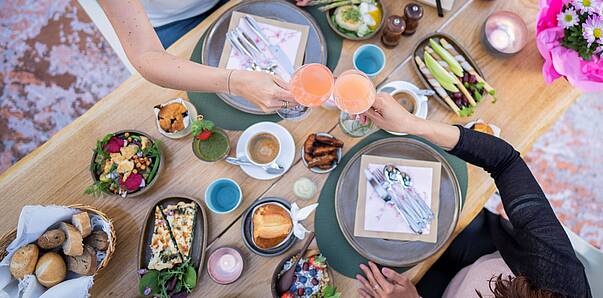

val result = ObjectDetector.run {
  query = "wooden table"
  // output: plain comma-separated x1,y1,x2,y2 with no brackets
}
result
0,0,580,297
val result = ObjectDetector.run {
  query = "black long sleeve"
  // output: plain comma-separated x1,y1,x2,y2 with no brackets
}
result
448,126,591,298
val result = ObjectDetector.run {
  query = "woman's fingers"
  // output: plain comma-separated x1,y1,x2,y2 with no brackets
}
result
369,261,393,291
356,275,377,297
358,287,375,298
382,267,410,287
360,264,383,295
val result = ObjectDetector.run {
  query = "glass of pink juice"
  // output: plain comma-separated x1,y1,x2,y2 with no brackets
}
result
333,70,376,137
290,63,334,108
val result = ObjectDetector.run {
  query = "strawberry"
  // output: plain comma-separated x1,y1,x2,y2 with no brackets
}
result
195,129,212,141
281,292,294,298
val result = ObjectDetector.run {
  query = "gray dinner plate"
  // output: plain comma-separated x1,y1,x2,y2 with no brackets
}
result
201,0,327,115
334,138,462,267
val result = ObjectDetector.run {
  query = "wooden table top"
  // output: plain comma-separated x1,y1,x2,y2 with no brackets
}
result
0,0,580,297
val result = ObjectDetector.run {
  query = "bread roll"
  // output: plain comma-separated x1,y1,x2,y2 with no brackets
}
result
37,229,66,249
67,245,97,276
60,222,83,256
84,230,109,251
252,204,292,249
72,212,92,238
472,123,494,135
35,252,66,288
9,244,39,279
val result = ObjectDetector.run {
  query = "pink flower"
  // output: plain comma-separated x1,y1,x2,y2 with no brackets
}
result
583,15,603,46
123,173,143,192
537,0,566,34
102,136,124,153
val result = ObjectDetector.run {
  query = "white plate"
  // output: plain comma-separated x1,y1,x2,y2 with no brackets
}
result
236,122,295,180
464,119,501,137
300,133,342,174
377,81,428,136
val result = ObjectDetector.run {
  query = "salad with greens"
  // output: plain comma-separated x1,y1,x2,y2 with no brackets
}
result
304,0,382,38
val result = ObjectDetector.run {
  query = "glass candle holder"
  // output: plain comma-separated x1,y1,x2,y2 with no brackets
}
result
482,11,529,56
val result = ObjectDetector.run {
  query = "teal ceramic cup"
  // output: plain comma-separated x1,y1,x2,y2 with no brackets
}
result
353,44,386,77
205,178,242,214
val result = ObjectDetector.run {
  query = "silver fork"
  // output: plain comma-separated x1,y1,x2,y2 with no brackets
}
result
375,169,434,222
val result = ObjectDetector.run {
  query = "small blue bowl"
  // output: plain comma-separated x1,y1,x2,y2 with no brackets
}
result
353,44,386,77
204,178,242,214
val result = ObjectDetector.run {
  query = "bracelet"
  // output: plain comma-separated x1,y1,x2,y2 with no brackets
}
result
226,70,234,95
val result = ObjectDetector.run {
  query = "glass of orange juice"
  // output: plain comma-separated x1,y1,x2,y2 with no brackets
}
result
333,70,376,137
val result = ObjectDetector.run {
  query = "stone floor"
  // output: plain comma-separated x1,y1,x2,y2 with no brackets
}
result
0,0,601,248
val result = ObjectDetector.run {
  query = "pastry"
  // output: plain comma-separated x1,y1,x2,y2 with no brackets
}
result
9,244,39,280
35,252,66,288
37,229,66,249
60,222,84,256
84,231,109,251
157,103,188,133
163,202,196,258
72,212,92,238
67,245,97,276
252,204,292,249
472,122,494,135
148,206,182,271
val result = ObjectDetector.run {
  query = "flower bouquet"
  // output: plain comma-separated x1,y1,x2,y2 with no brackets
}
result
537,0,603,91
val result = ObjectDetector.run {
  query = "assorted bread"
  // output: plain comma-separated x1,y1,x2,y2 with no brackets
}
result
252,204,293,250
8,211,110,288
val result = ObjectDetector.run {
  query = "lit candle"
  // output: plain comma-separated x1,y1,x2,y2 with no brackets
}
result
218,254,237,273
207,247,244,285
489,28,511,50
482,11,528,55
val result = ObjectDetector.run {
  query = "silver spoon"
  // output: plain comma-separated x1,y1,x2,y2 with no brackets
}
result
225,156,285,175
384,165,434,221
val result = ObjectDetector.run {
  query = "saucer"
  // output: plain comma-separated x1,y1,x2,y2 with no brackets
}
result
377,81,428,136
236,122,295,180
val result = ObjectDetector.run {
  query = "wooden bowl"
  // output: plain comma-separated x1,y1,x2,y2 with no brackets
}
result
0,204,117,275
89,130,164,198
325,1,385,41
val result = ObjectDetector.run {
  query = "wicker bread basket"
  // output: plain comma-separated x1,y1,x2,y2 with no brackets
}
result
0,204,116,275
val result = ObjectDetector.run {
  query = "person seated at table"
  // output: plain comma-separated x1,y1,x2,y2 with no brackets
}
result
354,93,591,298
98,0,295,112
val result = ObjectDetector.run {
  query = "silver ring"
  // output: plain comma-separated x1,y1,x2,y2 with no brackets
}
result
281,101,289,109
373,284,380,291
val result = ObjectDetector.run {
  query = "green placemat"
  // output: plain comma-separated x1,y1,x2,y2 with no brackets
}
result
315,130,468,278
187,6,343,130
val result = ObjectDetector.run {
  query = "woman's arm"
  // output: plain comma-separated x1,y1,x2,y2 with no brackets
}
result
98,0,294,111
364,93,590,296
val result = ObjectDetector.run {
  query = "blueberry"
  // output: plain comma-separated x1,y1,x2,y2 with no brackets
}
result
298,276,307,283
305,288,313,295
295,265,301,272
289,284,296,293
292,275,297,282
309,269,317,276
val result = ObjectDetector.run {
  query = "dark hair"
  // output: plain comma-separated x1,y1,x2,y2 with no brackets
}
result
476,274,563,298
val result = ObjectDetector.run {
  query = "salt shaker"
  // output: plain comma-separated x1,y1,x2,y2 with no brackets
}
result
381,15,405,48
403,3,423,36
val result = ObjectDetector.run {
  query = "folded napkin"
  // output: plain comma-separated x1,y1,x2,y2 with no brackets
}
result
290,203,318,240
0,205,109,298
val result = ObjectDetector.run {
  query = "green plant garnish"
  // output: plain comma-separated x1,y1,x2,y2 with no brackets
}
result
323,285,342,298
191,119,215,136
459,106,475,117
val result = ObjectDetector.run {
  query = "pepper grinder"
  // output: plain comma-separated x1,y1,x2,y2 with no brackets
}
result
381,15,405,48
403,3,424,36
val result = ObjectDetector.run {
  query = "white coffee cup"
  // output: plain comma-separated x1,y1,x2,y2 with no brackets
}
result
245,131,281,166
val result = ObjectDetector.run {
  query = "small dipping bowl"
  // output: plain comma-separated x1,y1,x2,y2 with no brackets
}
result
353,44,386,77
482,11,528,56
204,178,242,214
207,247,244,285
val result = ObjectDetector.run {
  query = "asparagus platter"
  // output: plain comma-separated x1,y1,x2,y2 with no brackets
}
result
413,33,496,117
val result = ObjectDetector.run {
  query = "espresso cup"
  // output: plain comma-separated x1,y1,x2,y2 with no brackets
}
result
245,132,281,166
353,44,386,77
205,178,242,214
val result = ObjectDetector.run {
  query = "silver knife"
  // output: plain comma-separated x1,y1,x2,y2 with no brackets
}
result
365,170,423,234
243,15,295,76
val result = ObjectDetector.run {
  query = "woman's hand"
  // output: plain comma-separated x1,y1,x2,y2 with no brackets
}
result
356,262,420,298
229,70,296,112
363,92,417,134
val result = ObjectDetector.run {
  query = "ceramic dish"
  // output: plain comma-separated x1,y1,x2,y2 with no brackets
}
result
236,122,295,180
270,249,336,298
192,127,231,162
412,33,486,115
138,196,207,296
201,0,326,115
334,138,462,267
206,247,244,285
153,98,198,139
88,130,163,198
242,197,296,257
377,81,428,136
325,1,385,41
301,133,343,174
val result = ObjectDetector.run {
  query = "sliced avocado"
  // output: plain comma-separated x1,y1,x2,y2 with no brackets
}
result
334,5,362,32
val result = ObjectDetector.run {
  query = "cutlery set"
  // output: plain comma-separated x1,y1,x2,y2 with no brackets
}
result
365,165,435,234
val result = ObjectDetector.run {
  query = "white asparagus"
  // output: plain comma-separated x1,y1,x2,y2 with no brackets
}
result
415,56,461,115
440,38,495,93
424,46,477,107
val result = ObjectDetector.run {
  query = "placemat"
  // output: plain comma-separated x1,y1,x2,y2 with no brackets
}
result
187,6,343,130
315,130,468,278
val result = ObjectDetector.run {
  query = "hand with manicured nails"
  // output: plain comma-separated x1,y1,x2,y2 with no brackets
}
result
362,92,417,134
229,70,296,113
356,261,420,298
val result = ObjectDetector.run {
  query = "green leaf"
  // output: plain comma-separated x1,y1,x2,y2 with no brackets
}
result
459,106,475,117
191,119,215,136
